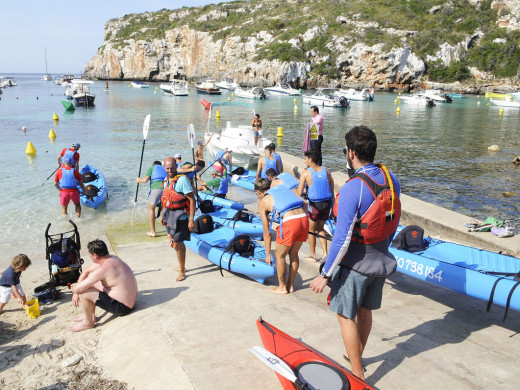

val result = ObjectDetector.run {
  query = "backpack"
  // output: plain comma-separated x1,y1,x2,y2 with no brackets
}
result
82,171,97,183
199,199,216,214
232,209,252,223
225,234,255,257
391,225,429,252
84,184,99,199
193,215,214,234
232,167,246,176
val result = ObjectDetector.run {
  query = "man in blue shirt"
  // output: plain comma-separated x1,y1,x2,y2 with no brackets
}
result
310,126,401,380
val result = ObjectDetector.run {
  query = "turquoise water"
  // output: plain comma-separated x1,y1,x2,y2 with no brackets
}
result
1,74,519,267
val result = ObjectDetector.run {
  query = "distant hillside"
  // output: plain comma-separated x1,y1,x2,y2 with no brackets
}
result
84,0,520,91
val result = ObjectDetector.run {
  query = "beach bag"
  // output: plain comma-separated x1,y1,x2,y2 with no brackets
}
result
199,199,216,214
82,171,97,183
84,184,99,199
193,215,214,234
232,167,246,176
225,234,255,257
232,209,252,223
392,225,428,252
51,250,73,268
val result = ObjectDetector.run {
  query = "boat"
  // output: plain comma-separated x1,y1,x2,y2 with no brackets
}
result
334,87,374,101
159,79,189,96
198,191,244,210
511,92,520,101
489,97,520,108
447,92,464,98
256,317,374,390
203,101,272,169
59,74,75,86
485,91,508,99
42,49,52,81
70,80,95,107
54,76,62,85
229,169,257,191
389,225,520,315
264,82,301,96
303,88,350,108
184,222,274,283
215,78,240,91
398,94,436,107
0,76,17,87
131,81,149,88
79,165,108,209
418,89,453,103
195,80,222,95
234,86,269,100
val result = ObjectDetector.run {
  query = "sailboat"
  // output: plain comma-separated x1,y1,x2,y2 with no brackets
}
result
42,49,52,81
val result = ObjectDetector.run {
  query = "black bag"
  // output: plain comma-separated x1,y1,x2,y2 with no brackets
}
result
392,225,429,252
193,214,214,234
199,199,216,214
232,209,252,223
232,167,246,175
84,184,99,199
225,234,255,257
82,171,97,183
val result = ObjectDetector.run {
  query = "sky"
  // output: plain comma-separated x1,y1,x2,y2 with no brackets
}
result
1,1,225,74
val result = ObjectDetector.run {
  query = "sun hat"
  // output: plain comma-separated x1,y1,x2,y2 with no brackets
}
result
174,153,182,159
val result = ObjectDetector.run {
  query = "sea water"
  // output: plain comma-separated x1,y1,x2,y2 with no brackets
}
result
0,74,518,267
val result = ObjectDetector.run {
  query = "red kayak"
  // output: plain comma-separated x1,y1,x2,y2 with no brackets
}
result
256,317,373,390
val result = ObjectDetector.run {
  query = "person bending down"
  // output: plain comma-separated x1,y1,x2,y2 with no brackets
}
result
69,239,137,332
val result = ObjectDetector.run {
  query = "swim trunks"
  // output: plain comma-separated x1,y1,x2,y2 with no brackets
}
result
95,291,133,316
60,190,80,206
308,199,332,221
276,213,309,246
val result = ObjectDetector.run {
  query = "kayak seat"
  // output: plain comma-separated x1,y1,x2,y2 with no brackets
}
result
193,215,214,234
82,171,97,183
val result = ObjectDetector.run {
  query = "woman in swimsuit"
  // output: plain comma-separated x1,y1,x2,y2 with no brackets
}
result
251,114,262,146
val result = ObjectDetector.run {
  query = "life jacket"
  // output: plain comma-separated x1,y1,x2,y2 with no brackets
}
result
62,149,77,167
214,177,228,195
333,164,401,245
275,173,299,190
266,185,303,238
150,164,167,185
59,167,78,190
179,162,196,179
273,153,283,171
160,175,190,212
261,155,278,179
307,166,332,202
215,151,229,166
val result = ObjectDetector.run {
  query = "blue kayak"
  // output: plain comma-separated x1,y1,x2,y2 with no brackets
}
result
79,165,108,209
197,207,266,240
229,169,256,191
184,223,275,283
198,191,244,210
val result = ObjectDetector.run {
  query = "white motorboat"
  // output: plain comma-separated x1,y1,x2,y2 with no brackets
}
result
160,79,189,96
490,96,520,108
398,94,436,107
54,76,62,85
303,88,350,108
264,82,301,96
216,78,240,91
0,76,17,87
418,89,453,103
234,86,269,100
69,80,95,107
334,88,374,101
204,101,272,169
131,81,149,88
59,74,75,87
195,80,222,95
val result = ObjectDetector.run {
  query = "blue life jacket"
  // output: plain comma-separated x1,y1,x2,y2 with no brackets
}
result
178,162,196,179
215,151,229,165
261,155,278,179
215,177,228,195
266,185,303,238
59,168,78,189
150,165,167,186
307,166,332,202
62,149,77,167
273,152,283,171
275,173,299,190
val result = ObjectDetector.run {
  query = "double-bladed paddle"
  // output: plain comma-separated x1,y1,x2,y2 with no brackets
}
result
131,114,150,227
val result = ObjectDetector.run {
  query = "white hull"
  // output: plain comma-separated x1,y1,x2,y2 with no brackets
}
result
235,87,269,100
216,79,240,91
42,74,52,81
131,82,149,88
303,89,349,107
334,88,374,101
265,82,301,96
511,92,520,101
399,95,436,107
160,80,189,96
490,99,520,108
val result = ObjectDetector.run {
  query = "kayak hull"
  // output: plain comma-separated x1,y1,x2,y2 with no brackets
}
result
79,165,108,209
256,318,374,390
198,191,244,210
230,169,256,191
200,207,265,240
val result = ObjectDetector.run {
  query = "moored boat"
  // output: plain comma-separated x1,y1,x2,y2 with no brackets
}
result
265,82,301,96
234,86,269,100
79,164,108,209
303,88,349,108
399,94,436,107
195,80,222,95
334,87,374,101
489,97,520,108
216,78,240,91
159,79,189,96
131,81,149,88
70,80,95,107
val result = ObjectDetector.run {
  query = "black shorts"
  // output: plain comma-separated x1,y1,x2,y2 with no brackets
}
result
308,199,332,222
172,218,191,243
96,291,133,316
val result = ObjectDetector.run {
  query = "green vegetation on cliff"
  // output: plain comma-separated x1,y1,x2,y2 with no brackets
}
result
107,0,520,81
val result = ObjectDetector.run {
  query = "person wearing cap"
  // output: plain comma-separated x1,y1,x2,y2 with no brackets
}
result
194,134,213,163
58,143,81,169
212,149,232,176
54,157,86,218
197,166,228,198
174,154,182,165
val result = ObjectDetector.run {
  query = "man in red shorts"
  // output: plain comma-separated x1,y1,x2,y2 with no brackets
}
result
256,178,308,294
54,157,86,217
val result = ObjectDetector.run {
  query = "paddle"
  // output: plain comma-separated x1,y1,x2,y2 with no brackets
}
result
249,346,309,390
42,166,60,186
131,114,151,227
308,231,333,241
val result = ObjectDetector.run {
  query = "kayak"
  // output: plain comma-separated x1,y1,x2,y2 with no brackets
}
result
184,222,274,283
198,191,244,210
256,317,374,390
230,169,256,191
198,207,266,240
79,164,108,209
389,226,520,316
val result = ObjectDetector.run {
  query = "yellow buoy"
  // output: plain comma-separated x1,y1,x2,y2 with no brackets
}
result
26,142,37,155
227,97,231,101
293,98,297,103
53,113,59,121
396,107,400,113
499,108,504,116
154,90,156,94
48,129,56,139
277,136,283,146
277,127,284,137
294,104,298,111
394,99,398,104
216,110,221,117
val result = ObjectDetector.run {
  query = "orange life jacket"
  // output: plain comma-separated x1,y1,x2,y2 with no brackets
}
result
161,175,190,212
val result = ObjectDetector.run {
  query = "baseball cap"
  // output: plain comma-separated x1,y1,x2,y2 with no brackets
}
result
174,153,182,159
197,141,203,146
210,168,220,175
72,143,81,148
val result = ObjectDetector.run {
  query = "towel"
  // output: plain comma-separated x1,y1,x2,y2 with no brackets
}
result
302,123,310,155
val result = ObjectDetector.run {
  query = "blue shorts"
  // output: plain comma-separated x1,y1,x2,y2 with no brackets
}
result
329,266,385,319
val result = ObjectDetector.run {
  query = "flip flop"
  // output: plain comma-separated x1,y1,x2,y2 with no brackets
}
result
303,256,318,263
343,354,367,372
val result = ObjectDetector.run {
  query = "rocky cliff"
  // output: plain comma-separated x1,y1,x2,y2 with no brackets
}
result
83,0,520,91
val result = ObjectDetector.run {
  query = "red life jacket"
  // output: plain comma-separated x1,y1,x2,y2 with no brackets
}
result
333,164,401,245
161,175,190,212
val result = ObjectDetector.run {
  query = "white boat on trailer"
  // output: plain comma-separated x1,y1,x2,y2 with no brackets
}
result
264,82,301,96
303,88,349,108
234,86,269,100
159,79,189,96
334,88,374,101
204,101,272,169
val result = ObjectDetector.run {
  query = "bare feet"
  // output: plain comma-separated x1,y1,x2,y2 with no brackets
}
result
74,315,96,323
304,256,318,263
343,354,367,372
176,272,186,282
270,286,288,294
68,321,94,332
147,232,156,237
288,286,295,293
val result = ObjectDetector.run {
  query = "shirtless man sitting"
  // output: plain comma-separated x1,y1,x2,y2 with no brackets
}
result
68,239,138,332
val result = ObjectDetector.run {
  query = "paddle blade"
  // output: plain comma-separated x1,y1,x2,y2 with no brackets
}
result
143,114,151,140
187,124,195,148
249,346,298,384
